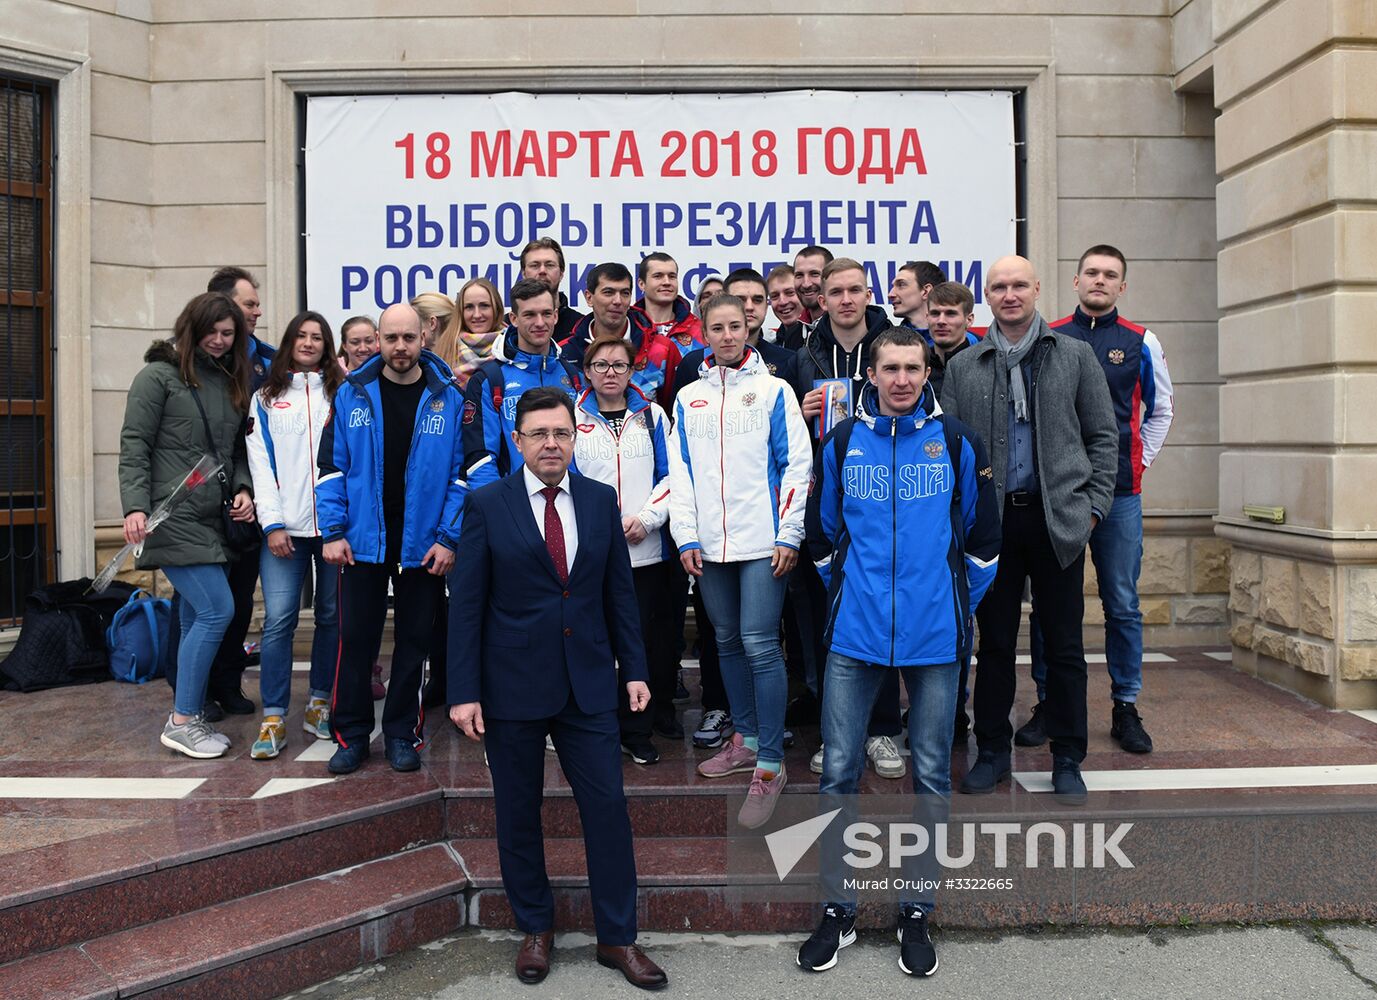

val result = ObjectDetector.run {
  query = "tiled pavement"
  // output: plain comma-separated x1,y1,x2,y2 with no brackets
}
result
3,648,1377,998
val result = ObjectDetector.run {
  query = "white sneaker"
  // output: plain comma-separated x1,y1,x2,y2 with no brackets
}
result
866,736,907,779
545,734,556,753
810,745,825,774
161,714,227,759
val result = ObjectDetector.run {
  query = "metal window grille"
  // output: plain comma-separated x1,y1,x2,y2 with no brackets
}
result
0,77,55,626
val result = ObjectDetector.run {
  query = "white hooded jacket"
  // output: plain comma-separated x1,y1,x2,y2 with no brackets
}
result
667,347,812,563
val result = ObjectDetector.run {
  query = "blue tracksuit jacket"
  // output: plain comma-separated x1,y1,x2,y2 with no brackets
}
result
805,385,1001,666
315,350,466,567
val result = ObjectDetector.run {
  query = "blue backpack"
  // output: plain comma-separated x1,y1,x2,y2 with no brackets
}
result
106,589,172,684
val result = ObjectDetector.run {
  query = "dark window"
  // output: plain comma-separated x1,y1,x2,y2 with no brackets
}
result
1,78,54,626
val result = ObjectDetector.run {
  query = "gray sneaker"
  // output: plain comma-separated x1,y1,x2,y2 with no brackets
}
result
193,713,231,748
866,736,907,779
161,714,227,759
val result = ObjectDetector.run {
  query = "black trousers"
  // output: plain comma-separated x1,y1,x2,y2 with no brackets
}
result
619,561,678,739
425,589,449,700
486,693,638,944
673,564,726,711
330,562,444,748
209,545,259,695
973,497,1088,762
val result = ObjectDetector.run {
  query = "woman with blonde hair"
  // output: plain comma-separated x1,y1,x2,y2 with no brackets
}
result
434,277,503,387
410,291,457,354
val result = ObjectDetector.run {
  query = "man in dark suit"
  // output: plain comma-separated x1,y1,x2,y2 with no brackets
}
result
447,386,668,991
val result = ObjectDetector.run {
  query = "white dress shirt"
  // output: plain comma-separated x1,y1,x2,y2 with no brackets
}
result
523,465,579,568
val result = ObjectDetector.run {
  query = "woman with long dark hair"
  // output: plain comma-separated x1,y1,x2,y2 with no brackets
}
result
245,311,344,759
120,292,255,759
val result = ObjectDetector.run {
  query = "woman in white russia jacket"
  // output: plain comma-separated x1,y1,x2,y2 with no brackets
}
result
667,293,812,830
245,311,342,761
573,334,676,765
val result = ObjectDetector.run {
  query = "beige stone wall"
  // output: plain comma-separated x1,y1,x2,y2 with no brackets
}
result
3,1,1225,644
1212,0,1377,706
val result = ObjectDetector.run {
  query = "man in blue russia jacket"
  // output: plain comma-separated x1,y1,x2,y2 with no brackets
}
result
462,278,580,491
797,327,1000,979
447,387,668,991
317,303,466,775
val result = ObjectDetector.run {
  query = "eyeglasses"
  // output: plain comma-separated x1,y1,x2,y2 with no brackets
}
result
517,428,575,443
588,360,632,375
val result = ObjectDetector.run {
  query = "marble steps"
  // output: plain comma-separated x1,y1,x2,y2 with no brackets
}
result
0,842,466,1000
0,791,446,968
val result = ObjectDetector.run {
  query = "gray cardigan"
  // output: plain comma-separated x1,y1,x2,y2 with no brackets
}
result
940,313,1118,569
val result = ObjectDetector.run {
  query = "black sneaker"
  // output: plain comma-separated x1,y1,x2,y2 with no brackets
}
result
386,737,421,773
210,685,255,715
674,670,691,704
200,700,225,723
653,708,684,740
1051,755,1088,806
1014,702,1047,747
622,739,660,766
796,904,856,972
897,910,938,977
958,750,1011,794
327,743,370,775
1111,701,1153,754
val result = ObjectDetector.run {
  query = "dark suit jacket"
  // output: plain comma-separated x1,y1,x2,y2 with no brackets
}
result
447,469,649,720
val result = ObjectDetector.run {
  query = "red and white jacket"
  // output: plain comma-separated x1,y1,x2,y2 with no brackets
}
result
572,386,673,568
246,371,332,537
667,348,812,563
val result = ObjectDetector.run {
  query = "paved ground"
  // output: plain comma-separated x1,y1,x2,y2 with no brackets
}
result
282,923,1377,999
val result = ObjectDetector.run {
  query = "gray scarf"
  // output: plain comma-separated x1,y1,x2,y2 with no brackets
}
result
987,315,1040,422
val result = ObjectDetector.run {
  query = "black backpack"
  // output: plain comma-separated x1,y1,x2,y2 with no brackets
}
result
0,579,138,692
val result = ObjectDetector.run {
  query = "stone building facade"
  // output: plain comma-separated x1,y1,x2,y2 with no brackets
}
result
0,0,1369,704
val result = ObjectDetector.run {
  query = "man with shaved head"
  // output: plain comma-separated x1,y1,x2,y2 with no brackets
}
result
940,256,1117,805
318,302,467,775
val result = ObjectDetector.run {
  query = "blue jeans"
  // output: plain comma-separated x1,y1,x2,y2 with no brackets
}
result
162,563,235,717
1031,492,1143,703
697,558,788,764
818,654,960,914
258,538,338,716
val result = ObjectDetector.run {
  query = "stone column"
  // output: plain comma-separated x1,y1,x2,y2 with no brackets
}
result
1213,0,1377,707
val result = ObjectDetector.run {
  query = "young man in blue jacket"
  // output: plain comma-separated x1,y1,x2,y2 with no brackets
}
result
318,303,466,775
463,279,581,491
799,327,1001,978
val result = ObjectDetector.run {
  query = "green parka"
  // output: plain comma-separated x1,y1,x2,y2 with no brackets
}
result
118,339,253,568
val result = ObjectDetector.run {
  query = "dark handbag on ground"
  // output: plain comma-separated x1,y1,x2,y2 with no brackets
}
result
0,579,139,692
187,383,259,555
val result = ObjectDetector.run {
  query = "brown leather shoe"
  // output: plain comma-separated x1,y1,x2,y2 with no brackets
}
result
596,943,668,991
515,931,554,984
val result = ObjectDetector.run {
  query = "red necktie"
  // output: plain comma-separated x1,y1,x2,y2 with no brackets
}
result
540,486,569,584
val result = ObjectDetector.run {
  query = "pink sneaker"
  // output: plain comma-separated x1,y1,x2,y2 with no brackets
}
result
370,663,386,701
737,764,787,829
697,735,757,778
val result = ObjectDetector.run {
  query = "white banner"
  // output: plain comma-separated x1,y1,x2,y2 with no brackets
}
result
304,91,1015,330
